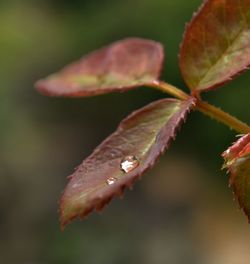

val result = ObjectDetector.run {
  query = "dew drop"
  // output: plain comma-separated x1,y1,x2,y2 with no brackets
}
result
72,183,80,188
225,149,230,155
106,177,117,185
120,155,139,173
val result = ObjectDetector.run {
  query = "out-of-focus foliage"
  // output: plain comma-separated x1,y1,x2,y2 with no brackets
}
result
223,134,250,221
1,0,250,263
36,38,164,97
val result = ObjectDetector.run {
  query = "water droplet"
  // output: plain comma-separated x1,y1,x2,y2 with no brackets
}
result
72,183,80,188
106,177,117,185
120,155,139,173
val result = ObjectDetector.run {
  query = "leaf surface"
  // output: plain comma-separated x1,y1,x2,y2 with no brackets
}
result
180,0,250,92
222,133,250,220
35,38,164,97
60,97,196,228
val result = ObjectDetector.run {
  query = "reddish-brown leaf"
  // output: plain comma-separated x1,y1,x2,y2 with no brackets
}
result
35,38,164,97
180,0,250,92
60,97,196,228
222,133,250,220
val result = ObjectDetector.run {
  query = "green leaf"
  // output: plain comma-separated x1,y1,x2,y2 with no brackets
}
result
60,97,196,228
179,0,250,92
35,38,164,97
222,133,250,220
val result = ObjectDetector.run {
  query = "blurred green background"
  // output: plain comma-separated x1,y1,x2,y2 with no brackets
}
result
1,0,250,263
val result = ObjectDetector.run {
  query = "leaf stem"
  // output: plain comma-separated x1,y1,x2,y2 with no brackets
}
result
151,81,189,101
149,81,250,134
196,101,250,134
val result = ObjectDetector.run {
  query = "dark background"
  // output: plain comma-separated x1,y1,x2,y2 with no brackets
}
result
1,0,250,263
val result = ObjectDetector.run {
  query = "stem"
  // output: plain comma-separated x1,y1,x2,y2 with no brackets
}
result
196,101,250,134
150,81,189,101
149,81,250,134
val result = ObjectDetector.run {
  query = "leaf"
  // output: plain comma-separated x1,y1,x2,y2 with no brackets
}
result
35,38,164,97
179,0,250,92
222,133,250,220
60,97,196,228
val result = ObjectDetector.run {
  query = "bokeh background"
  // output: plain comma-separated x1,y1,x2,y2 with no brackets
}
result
1,0,250,263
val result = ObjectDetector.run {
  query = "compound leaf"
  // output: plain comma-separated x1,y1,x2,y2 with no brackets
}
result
180,0,250,92
35,38,164,97
60,97,196,228
222,133,250,220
